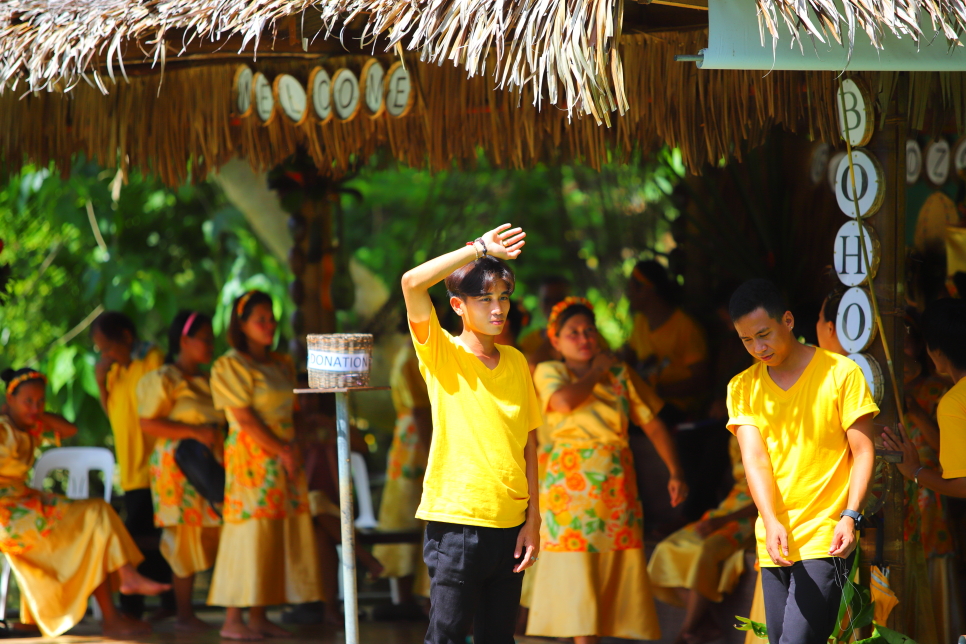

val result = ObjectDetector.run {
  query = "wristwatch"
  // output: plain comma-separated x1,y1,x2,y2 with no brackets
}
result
840,508,864,530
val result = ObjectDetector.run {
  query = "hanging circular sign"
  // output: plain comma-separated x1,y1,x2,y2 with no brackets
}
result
906,139,922,185
810,142,830,186
836,287,877,354
385,62,415,118
233,65,254,117
273,74,308,124
834,149,885,219
849,353,885,406
332,68,361,121
360,59,386,118
828,151,846,193
954,136,966,179
924,139,951,186
308,67,333,124
833,220,880,287
252,72,275,124
836,79,874,148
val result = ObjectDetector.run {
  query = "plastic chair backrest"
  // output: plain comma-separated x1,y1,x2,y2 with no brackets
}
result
31,447,115,502
350,452,377,529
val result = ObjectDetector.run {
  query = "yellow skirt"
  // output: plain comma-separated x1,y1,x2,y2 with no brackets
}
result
526,548,661,640
207,513,324,607
10,498,143,637
160,525,221,579
745,574,766,644
648,529,747,605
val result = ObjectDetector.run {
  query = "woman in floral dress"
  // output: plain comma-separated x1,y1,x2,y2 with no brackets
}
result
526,298,688,643
138,311,225,631
207,291,323,640
0,368,168,638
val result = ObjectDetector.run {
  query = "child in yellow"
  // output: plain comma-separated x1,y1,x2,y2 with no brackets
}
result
208,290,323,641
0,368,169,638
138,311,224,631
649,436,757,644
401,224,542,644
525,298,687,644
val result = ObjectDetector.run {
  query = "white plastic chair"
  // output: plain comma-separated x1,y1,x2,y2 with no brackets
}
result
0,447,116,622
350,452,377,530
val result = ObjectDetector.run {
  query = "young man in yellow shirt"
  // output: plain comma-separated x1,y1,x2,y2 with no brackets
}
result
726,280,877,644
401,224,542,644
882,298,966,497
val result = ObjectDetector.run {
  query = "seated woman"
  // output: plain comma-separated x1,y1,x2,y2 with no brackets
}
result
526,298,688,644
648,435,757,644
0,368,169,638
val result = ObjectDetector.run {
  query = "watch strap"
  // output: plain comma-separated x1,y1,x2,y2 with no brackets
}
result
840,508,863,528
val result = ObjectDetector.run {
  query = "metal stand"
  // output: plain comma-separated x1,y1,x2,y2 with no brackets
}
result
294,386,389,644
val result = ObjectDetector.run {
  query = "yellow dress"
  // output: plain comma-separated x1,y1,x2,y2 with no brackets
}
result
628,309,708,415
0,416,143,637
137,364,224,579
526,361,662,640
648,436,755,605
105,343,164,492
373,345,430,579
207,350,323,607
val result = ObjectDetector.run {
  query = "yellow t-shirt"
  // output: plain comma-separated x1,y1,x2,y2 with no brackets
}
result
629,309,707,413
107,343,164,491
937,377,966,479
411,309,543,528
726,348,878,566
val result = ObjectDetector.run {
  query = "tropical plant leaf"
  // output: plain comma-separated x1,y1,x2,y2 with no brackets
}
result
735,616,768,639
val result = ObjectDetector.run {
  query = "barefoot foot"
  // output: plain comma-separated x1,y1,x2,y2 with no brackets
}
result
220,623,265,641
119,571,172,597
175,616,213,632
102,614,153,639
249,618,291,638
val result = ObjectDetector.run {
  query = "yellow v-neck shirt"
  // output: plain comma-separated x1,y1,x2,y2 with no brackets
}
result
411,309,542,528
726,348,878,566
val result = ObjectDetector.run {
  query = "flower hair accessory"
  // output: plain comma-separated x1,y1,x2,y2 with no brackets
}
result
546,297,594,342
236,290,257,317
182,312,199,337
6,371,47,396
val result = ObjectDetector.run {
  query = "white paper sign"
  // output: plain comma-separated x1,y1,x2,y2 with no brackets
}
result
308,350,371,372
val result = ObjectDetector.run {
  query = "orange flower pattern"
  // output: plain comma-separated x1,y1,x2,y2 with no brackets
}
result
0,419,71,556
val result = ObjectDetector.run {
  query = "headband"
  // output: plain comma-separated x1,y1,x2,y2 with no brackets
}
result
6,371,47,397
181,312,199,337
546,296,594,342
236,290,257,317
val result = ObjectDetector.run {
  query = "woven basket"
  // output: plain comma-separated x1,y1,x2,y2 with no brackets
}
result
306,334,373,389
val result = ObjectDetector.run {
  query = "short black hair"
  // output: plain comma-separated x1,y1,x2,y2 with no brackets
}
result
922,298,966,370
632,259,680,305
444,256,515,301
90,311,137,342
822,288,847,324
729,279,788,322
1,367,46,396
166,310,213,363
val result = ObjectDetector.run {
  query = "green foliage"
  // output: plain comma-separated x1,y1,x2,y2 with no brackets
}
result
735,616,768,639
0,159,291,448
855,626,917,644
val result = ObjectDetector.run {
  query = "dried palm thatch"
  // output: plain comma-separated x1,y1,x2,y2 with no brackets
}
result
756,0,966,57
0,0,624,123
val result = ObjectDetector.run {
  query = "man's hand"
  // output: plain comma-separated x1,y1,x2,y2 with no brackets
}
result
513,518,541,573
881,424,920,479
763,517,792,566
481,224,527,260
829,516,858,558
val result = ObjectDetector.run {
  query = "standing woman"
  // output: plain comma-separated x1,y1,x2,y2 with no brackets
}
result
526,298,688,643
0,368,169,638
138,311,225,631
207,290,323,640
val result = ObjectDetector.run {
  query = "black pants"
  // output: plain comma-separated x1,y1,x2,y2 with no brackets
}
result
423,521,525,644
118,488,176,617
761,553,855,644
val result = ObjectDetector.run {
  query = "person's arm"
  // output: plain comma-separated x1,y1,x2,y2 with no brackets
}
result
546,353,617,413
401,224,526,343
640,417,688,507
830,413,875,557
140,418,221,449
736,424,791,566
882,424,966,497
229,406,299,477
40,412,78,439
905,396,941,452
513,429,540,572
95,358,115,413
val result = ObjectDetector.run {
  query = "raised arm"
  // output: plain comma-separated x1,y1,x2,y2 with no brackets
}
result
229,406,298,477
736,424,791,566
140,418,221,450
401,224,526,343
830,413,875,557
40,412,78,439
546,353,617,413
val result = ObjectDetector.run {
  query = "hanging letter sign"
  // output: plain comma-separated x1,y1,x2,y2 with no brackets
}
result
274,74,308,124
906,140,922,185
360,59,385,118
233,65,254,117
385,62,414,118
834,149,885,219
925,139,951,186
332,69,361,121
836,287,877,354
836,79,873,148
849,353,885,406
954,136,966,179
308,67,333,124
833,220,880,287
253,72,275,124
